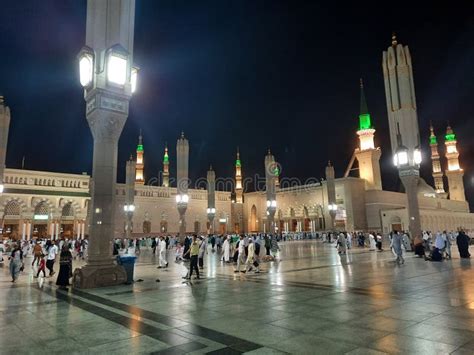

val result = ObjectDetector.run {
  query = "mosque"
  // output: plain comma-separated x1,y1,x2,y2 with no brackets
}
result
0,37,472,241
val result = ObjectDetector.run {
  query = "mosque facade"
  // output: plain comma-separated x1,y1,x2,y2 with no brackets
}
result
0,36,473,240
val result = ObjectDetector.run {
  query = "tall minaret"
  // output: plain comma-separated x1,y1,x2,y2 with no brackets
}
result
235,148,243,203
429,123,445,194
0,96,11,192
354,79,382,190
176,132,189,237
444,124,465,201
383,34,422,240
265,149,277,233
124,156,136,238
135,131,144,185
162,143,169,187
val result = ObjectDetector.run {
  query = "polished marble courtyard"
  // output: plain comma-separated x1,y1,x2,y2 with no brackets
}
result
1,240,474,354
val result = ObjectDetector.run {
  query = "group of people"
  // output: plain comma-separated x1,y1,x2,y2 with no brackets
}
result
2,238,75,288
413,230,471,261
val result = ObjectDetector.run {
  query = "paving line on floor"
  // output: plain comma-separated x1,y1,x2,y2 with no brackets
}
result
39,285,212,352
69,287,263,354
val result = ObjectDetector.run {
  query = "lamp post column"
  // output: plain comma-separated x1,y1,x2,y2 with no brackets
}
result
124,157,136,239
74,0,138,288
176,132,189,241
207,166,216,234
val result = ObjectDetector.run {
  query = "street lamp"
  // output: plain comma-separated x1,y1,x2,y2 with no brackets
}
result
107,46,128,86
123,204,135,212
328,203,337,212
176,194,189,204
0,184,4,194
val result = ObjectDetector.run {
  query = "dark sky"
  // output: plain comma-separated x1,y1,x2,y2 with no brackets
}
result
0,1,473,203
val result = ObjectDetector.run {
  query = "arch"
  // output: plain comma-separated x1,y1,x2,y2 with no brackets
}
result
4,200,21,216
250,205,258,232
143,220,151,234
61,203,75,218
34,201,50,216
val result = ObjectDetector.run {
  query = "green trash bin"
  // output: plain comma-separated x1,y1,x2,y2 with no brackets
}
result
117,256,136,284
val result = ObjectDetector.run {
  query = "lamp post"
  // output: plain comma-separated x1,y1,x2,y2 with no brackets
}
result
74,0,138,288
265,149,277,234
383,35,422,242
124,157,136,239
176,132,189,240
207,165,216,233
325,162,336,231
0,96,10,195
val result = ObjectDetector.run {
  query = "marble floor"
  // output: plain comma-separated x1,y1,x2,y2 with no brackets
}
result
1,240,474,354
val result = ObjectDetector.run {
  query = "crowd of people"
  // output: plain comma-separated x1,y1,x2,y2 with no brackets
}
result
0,228,471,285
0,237,86,287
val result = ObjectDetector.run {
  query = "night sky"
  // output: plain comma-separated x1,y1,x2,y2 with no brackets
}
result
0,1,473,203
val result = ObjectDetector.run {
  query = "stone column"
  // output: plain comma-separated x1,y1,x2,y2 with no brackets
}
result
400,171,421,242
176,133,189,240
73,0,136,288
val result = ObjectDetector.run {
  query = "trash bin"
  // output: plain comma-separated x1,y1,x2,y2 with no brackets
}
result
117,256,136,284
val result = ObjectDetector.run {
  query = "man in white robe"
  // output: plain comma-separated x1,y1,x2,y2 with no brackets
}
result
158,236,168,268
222,236,230,263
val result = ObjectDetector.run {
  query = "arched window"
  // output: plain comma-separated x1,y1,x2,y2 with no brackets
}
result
4,200,21,216
62,203,75,218
34,201,50,216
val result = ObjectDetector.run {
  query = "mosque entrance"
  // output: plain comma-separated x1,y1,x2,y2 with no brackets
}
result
2,223,20,240
304,218,311,231
61,223,74,238
33,224,48,239
291,219,297,232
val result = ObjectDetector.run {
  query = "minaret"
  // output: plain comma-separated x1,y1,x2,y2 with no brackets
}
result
383,34,422,240
0,96,11,192
354,79,382,190
265,149,277,233
207,165,216,233
235,148,243,203
135,131,144,185
162,143,169,187
176,132,189,238
444,124,465,201
429,123,445,193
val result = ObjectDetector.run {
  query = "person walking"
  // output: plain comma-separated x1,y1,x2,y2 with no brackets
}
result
234,235,246,272
264,235,271,256
183,235,200,279
245,238,260,273
391,231,404,264
157,236,168,268
198,236,207,269
45,240,59,276
9,243,23,283
32,241,43,266
222,236,230,263
34,254,46,278
337,233,347,255
368,233,376,251
456,230,471,258
56,245,72,289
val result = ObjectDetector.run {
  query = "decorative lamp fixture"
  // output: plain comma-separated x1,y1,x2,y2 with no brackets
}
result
107,46,129,86
78,47,94,87
131,66,139,93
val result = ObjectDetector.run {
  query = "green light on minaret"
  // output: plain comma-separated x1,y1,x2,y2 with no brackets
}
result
358,79,372,130
163,153,169,163
359,113,372,130
430,135,437,145
445,133,456,142
274,166,279,176
236,159,241,167
137,144,143,152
